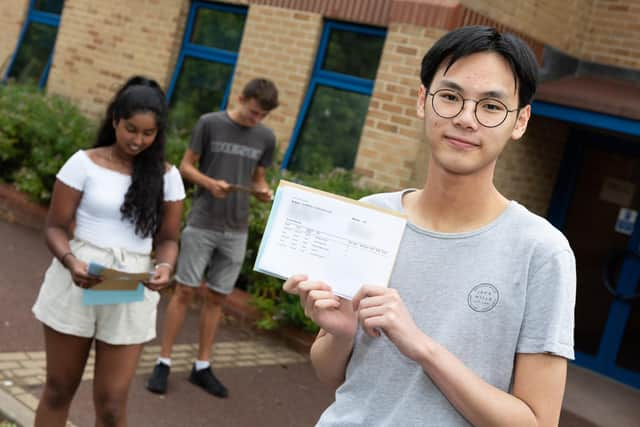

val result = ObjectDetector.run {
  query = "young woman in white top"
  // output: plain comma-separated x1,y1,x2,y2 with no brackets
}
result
32,76,185,426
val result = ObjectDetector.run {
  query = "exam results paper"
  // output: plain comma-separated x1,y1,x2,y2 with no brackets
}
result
254,180,407,299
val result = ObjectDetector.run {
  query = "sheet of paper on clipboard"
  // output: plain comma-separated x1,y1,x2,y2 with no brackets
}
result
254,180,407,299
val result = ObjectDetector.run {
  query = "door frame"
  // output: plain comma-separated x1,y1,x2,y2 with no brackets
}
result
545,125,640,389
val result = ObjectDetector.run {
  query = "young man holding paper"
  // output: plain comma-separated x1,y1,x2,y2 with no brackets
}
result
283,26,576,426
146,78,278,397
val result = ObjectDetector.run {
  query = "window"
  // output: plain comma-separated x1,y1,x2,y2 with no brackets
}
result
4,0,65,87
167,1,247,134
282,21,386,174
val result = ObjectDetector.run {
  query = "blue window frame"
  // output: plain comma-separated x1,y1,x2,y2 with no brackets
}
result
167,1,247,133
3,0,64,87
282,21,386,173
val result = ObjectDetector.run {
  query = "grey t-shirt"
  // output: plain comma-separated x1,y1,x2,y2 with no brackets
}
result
187,111,275,231
317,190,576,427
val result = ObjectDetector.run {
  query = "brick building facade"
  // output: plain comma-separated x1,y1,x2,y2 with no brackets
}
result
2,0,640,389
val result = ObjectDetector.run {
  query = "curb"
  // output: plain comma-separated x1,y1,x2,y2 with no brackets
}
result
0,182,315,351
0,386,34,427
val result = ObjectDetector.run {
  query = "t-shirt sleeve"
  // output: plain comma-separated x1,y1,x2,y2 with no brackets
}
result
163,166,186,201
258,130,275,168
189,115,209,155
56,150,88,191
517,248,576,359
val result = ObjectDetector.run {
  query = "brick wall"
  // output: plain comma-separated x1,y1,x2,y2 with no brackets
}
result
355,23,446,190
458,0,639,71
579,0,640,69
457,0,586,58
494,116,569,216
46,0,190,117
227,5,322,155
0,0,29,76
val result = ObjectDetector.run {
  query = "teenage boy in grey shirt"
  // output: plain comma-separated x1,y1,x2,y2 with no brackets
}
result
284,26,576,426
147,78,278,398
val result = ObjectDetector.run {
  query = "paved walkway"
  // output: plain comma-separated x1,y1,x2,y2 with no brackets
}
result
0,220,333,426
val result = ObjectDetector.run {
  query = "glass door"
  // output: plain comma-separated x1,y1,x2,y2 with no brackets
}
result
555,129,640,388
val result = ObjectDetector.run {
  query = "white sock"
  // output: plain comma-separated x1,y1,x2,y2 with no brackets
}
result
157,357,171,367
195,360,210,371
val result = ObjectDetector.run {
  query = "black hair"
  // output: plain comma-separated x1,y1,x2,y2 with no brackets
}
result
420,26,539,108
241,78,279,111
94,75,168,238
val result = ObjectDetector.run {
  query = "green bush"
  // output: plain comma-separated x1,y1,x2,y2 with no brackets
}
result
0,83,95,202
243,167,383,333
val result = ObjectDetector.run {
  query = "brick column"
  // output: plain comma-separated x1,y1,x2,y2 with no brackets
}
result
355,23,446,190
227,5,322,155
0,0,29,76
46,0,190,117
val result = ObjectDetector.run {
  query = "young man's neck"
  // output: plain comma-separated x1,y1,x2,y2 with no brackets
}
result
405,160,508,233
226,108,244,126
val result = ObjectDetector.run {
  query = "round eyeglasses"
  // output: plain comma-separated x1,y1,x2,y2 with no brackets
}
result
428,89,519,128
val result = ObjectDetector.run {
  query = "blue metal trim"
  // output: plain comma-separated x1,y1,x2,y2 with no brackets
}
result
281,79,318,168
167,0,246,103
28,10,61,26
326,20,387,37
192,0,248,15
532,101,640,137
316,70,374,92
312,22,333,76
3,2,62,86
182,45,237,64
220,62,238,110
39,47,55,87
546,134,583,229
314,74,373,95
283,20,386,170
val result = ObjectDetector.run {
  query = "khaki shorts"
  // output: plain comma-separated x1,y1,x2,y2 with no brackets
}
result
32,239,159,345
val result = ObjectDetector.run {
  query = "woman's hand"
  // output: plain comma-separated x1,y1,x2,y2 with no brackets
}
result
65,257,102,289
145,264,173,291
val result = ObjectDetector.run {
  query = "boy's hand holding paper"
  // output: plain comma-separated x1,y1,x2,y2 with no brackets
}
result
254,181,406,299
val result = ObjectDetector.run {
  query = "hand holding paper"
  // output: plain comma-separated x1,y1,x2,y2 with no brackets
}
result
83,262,148,305
254,181,406,299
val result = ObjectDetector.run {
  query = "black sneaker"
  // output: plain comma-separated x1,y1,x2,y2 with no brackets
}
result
146,363,170,394
188,365,228,398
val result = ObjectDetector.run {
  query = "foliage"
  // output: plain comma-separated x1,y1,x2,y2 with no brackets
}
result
287,86,370,175
0,83,95,202
243,166,383,333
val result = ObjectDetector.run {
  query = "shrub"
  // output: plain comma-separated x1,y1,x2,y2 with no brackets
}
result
0,83,95,202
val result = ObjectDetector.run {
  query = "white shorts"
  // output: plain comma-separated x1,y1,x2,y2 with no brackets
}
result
32,239,159,345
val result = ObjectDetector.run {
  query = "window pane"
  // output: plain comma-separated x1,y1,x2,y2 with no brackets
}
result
190,7,246,51
322,28,385,79
288,86,370,174
8,22,58,85
33,0,64,14
169,57,234,133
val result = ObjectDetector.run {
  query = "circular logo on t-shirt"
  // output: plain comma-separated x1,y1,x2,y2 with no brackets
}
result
468,283,500,312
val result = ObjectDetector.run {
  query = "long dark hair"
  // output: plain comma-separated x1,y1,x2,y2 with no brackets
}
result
94,76,168,238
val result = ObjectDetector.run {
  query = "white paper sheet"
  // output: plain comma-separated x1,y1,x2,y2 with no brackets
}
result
254,180,407,299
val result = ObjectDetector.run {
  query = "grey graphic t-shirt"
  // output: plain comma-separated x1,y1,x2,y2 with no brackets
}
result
316,190,576,427
187,111,275,231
